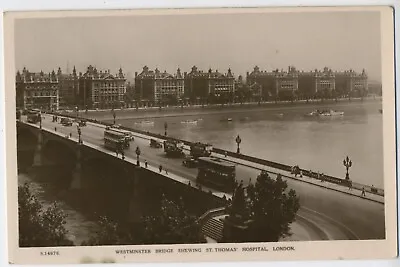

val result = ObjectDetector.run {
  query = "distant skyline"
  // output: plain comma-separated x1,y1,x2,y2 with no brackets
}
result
15,10,381,82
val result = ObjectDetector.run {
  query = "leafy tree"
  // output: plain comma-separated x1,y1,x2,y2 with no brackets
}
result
18,183,73,247
224,171,300,242
81,216,127,246
82,194,205,246
140,195,206,244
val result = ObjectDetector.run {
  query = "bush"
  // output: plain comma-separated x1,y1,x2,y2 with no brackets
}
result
18,183,73,247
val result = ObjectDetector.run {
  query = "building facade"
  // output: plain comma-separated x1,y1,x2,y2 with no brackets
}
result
77,65,126,109
246,66,276,100
248,66,368,100
16,67,59,111
246,66,299,100
298,67,336,98
335,69,368,97
57,66,79,108
275,66,299,99
135,66,184,106
184,66,235,103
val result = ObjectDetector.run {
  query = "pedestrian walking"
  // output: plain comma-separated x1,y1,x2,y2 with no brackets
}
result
159,165,163,173
69,133,72,138
165,169,168,175
145,160,148,168
225,151,228,158
361,187,366,197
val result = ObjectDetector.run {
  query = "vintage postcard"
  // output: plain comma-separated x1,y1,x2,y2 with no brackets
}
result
3,6,397,264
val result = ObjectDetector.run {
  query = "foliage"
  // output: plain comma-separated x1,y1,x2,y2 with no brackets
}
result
18,183,73,247
81,216,128,246
140,195,206,244
224,171,300,242
82,194,205,246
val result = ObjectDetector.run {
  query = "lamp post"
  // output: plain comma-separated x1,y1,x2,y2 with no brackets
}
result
135,146,141,166
39,113,42,129
75,106,79,120
235,134,242,154
164,122,168,136
77,126,82,144
343,156,352,180
113,110,116,125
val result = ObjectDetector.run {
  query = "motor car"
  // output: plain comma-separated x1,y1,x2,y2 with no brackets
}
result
111,124,122,129
60,118,73,126
182,157,198,168
150,139,163,148
77,119,87,127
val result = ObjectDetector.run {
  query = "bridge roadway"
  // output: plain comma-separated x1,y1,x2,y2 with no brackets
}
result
35,114,385,241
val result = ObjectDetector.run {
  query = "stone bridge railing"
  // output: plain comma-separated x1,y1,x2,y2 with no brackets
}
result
47,112,385,197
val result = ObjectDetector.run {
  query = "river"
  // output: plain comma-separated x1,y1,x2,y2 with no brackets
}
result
18,173,99,246
94,100,384,188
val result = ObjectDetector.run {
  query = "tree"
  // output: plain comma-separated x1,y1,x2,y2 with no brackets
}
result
82,194,205,246
140,195,206,244
224,171,300,242
81,216,127,246
18,183,73,247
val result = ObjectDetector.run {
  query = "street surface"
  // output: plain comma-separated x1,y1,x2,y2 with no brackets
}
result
34,114,385,241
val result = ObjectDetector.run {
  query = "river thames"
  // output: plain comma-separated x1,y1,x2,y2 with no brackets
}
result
96,100,384,188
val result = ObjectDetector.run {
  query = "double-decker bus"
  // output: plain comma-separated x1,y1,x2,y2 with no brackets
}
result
27,110,41,124
196,157,236,193
104,129,126,151
164,139,184,157
190,142,213,158
106,127,132,148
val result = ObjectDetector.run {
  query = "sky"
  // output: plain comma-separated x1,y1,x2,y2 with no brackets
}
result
14,10,381,82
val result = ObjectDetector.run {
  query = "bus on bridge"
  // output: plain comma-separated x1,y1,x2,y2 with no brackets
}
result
196,157,236,193
190,142,213,158
104,129,126,151
27,110,41,124
105,127,132,148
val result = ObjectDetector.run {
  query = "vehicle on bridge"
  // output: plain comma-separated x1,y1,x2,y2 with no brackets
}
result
27,110,41,124
196,157,236,193
163,139,184,157
60,117,73,126
104,129,126,151
182,156,198,168
77,119,87,127
150,139,163,148
190,142,213,158
105,128,131,148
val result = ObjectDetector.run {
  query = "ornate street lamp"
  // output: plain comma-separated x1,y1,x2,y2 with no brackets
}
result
77,126,82,144
75,106,79,120
39,113,42,129
164,122,168,136
135,146,141,166
343,156,352,180
235,134,242,154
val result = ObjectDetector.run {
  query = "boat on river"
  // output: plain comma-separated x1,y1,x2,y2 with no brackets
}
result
134,120,155,126
181,119,198,125
305,109,344,117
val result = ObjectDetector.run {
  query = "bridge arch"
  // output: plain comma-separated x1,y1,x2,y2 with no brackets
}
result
42,139,77,167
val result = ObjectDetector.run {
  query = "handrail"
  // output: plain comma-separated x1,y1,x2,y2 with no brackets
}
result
46,111,384,196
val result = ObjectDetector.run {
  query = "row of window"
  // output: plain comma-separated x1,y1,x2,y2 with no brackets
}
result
26,86,58,90
25,91,57,97
93,83,125,88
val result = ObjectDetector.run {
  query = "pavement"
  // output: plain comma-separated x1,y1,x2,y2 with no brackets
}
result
24,114,386,241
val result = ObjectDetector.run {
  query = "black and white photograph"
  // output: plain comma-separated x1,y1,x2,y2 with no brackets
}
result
4,6,397,264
